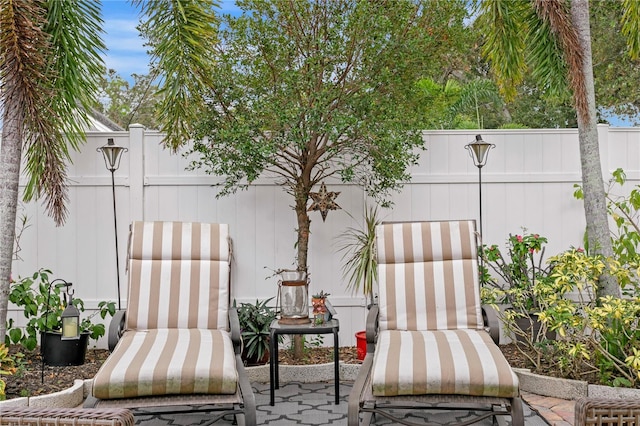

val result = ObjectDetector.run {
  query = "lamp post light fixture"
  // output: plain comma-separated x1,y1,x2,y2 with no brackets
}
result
465,134,495,261
97,138,128,310
42,279,79,382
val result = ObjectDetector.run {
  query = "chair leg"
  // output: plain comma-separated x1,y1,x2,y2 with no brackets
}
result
235,355,256,426
348,354,374,426
511,397,524,426
347,398,362,425
361,408,374,426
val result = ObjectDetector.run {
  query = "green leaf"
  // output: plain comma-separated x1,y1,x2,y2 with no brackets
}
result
9,328,23,345
573,184,584,200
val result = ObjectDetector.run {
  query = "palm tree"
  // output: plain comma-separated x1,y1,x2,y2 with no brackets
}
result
447,78,508,128
0,0,105,340
478,0,640,298
0,0,219,341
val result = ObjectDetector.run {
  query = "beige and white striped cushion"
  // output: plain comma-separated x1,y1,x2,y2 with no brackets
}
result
125,222,230,331
92,329,238,399
371,329,519,398
376,220,483,331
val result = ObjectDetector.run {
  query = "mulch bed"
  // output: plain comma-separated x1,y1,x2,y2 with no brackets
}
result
5,345,109,399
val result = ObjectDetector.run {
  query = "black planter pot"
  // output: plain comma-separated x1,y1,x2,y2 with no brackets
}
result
241,346,270,366
40,331,89,366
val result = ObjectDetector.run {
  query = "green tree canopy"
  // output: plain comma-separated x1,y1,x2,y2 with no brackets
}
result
95,69,161,130
185,0,469,271
591,0,640,125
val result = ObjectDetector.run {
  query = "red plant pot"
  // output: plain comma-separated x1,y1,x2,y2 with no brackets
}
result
355,331,367,361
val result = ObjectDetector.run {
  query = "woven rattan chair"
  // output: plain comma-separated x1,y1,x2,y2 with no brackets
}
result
0,407,134,426
348,220,523,426
575,397,640,426
84,222,255,426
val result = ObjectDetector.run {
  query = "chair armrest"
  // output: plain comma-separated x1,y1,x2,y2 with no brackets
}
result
229,306,242,355
482,304,501,344
365,304,379,353
108,310,126,352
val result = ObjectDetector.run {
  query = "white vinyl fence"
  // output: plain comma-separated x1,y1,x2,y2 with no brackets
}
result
8,124,640,348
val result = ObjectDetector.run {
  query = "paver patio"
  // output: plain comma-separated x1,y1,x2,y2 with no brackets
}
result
132,381,551,425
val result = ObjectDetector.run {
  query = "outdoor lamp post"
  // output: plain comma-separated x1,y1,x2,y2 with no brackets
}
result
465,134,495,262
42,279,79,382
97,138,128,310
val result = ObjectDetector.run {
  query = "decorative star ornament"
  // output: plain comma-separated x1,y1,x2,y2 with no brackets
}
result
307,182,341,221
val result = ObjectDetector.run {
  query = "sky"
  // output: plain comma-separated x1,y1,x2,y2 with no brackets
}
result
101,0,241,79
101,1,147,78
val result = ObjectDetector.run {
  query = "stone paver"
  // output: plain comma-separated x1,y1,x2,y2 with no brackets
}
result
522,391,575,425
131,382,556,425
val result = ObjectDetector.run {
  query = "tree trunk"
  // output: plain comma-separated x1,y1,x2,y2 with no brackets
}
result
291,181,312,360
571,0,620,298
0,97,24,340
295,184,311,273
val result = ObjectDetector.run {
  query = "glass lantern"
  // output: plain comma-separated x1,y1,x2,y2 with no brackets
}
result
60,300,80,340
277,270,310,324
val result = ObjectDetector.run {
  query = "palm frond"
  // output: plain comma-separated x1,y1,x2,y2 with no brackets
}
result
337,205,380,305
448,78,503,127
622,0,640,60
44,0,105,149
135,0,220,151
478,0,531,100
533,0,587,123
0,0,68,223
0,0,53,124
525,4,568,97
1,0,105,225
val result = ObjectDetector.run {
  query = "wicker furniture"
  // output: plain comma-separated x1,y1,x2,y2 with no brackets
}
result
0,407,134,426
84,222,255,426
575,397,640,426
348,220,524,426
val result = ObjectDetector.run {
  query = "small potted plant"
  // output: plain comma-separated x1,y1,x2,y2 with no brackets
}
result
6,269,116,366
311,291,330,325
235,298,277,366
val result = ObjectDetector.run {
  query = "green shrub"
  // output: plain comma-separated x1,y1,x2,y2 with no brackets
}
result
6,269,116,351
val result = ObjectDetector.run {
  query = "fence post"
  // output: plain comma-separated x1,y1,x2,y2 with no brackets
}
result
128,124,145,221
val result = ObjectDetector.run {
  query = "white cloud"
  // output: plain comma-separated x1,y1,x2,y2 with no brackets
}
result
102,14,148,79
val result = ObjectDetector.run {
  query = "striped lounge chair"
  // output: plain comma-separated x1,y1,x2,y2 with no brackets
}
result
348,220,523,426
85,222,256,426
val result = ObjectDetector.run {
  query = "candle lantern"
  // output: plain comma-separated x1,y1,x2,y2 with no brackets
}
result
277,270,310,324
60,293,80,340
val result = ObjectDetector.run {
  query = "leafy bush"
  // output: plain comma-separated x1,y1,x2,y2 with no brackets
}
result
6,269,116,351
483,238,640,387
480,231,549,311
0,344,17,400
574,167,640,296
